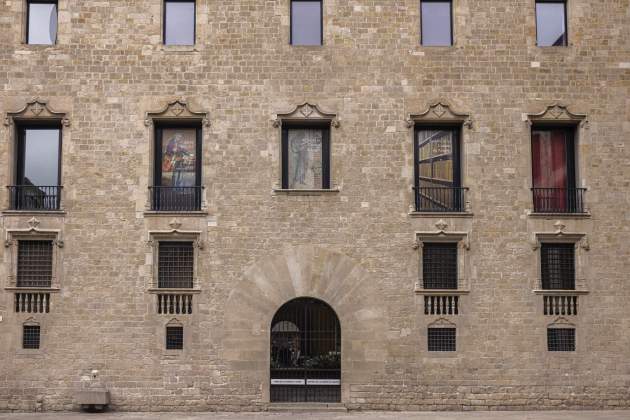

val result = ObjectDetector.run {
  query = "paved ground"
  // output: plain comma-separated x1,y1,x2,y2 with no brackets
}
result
1,412,630,420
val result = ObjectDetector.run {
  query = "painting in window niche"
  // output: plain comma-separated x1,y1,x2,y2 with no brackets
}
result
288,129,323,189
161,128,196,187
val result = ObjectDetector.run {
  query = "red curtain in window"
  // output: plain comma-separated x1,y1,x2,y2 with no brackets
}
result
532,130,567,210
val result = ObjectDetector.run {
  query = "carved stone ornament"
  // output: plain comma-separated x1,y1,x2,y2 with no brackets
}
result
527,103,588,128
435,219,449,233
5,99,70,127
168,218,182,231
406,101,473,129
548,316,576,328
428,318,456,327
27,217,41,231
145,99,210,126
272,102,340,128
530,230,589,251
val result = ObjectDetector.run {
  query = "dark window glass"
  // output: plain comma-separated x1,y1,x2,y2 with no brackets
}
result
166,326,184,350
23,325,41,349
27,1,57,45
536,1,567,46
548,328,575,351
423,243,458,289
164,1,195,45
541,243,575,290
19,128,60,186
281,126,330,189
428,328,456,352
158,242,194,288
17,240,53,288
421,1,452,46
291,1,322,45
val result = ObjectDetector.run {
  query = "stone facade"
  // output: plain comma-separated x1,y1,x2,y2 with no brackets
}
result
1,0,630,413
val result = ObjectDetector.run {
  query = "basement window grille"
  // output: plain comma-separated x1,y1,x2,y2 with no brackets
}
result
428,327,456,352
547,328,575,351
541,243,575,290
23,325,41,349
17,240,53,288
423,243,458,289
158,242,194,288
166,326,184,350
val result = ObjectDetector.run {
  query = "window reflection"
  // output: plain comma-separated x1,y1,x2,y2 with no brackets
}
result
28,2,57,45
291,1,322,46
164,1,195,45
421,1,452,46
536,2,567,46
22,129,60,186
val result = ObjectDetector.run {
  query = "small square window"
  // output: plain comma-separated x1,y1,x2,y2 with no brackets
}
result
27,1,58,45
548,328,575,351
428,327,456,351
158,242,194,288
423,243,458,289
166,326,184,350
291,1,322,46
541,243,575,290
164,1,196,45
17,240,53,288
23,325,41,349
536,1,567,46
281,125,330,189
421,1,452,46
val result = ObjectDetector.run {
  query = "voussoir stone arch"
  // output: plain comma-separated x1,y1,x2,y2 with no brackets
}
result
221,245,387,404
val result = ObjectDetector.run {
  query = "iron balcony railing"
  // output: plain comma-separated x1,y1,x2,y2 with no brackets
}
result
149,186,203,212
532,188,587,214
415,186,468,212
7,185,62,211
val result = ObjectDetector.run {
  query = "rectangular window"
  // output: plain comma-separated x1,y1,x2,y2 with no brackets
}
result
428,328,456,352
27,1,58,45
166,326,184,350
536,1,567,46
152,125,202,211
548,328,575,351
541,243,575,290
158,242,194,289
423,243,458,289
414,127,462,211
164,1,196,45
282,125,330,189
421,1,452,46
23,325,41,349
291,0,322,45
17,240,53,288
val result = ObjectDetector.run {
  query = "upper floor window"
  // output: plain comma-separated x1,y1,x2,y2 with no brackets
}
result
164,0,195,45
23,325,41,349
158,241,194,289
414,127,464,212
166,326,184,350
428,327,456,352
291,0,322,45
17,240,54,288
12,125,62,211
282,125,330,190
541,243,575,290
547,328,575,351
27,1,57,45
152,124,202,211
421,1,452,46
423,243,457,289
536,1,567,46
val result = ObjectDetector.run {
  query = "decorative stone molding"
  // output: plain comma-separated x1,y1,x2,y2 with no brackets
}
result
547,316,576,328
406,101,473,129
144,99,210,126
272,102,340,127
414,220,471,250
166,318,183,327
5,99,70,127
526,103,588,128
427,317,457,328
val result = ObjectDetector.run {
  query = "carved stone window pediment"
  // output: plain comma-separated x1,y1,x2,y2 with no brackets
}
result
427,317,456,328
548,316,576,328
406,101,472,129
272,102,340,127
145,99,210,126
5,99,70,127
526,103,588,128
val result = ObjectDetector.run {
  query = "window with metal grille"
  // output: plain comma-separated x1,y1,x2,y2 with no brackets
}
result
423,243,458,289
158,242,194,288
547,328,575,351
23,325,40,349
166,326,184,350
428,328,456,352
541,243,575,290
17,240,53,288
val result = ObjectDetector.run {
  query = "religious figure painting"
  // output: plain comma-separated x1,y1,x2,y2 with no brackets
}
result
287,128,323,189
161,128,197,187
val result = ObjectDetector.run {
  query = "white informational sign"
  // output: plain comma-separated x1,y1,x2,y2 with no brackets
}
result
306,379,341,386
271,379,305,385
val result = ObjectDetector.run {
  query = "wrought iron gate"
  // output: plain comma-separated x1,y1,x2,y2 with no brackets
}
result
270,297,341,403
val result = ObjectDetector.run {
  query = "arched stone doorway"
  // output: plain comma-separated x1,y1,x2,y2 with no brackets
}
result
270,297,341,403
